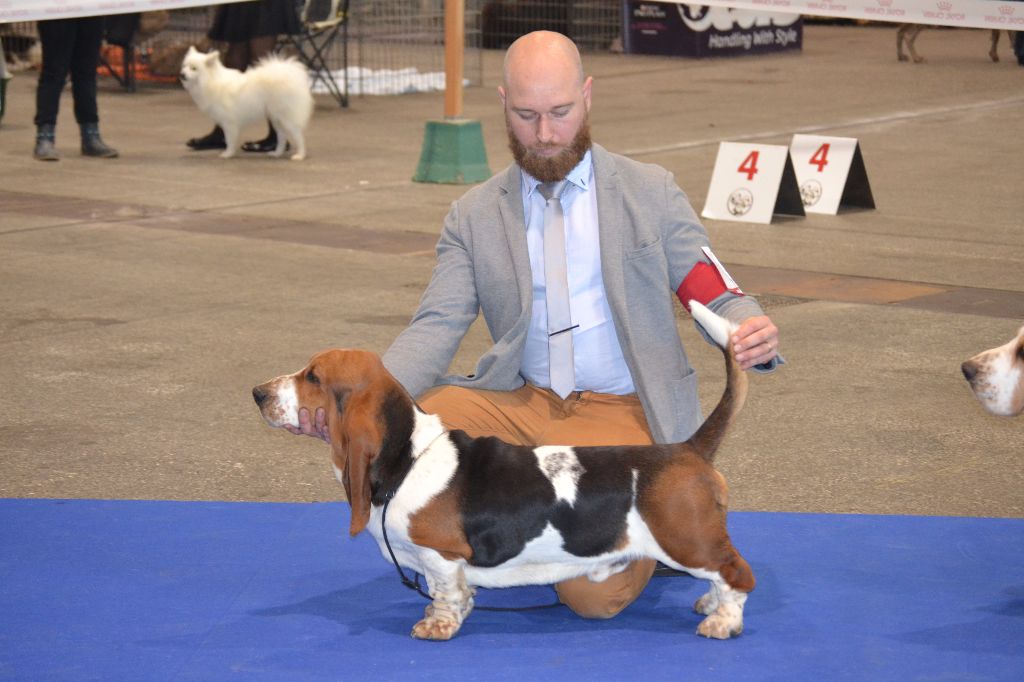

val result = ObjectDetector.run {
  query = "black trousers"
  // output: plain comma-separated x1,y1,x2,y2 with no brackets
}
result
34,16,105,127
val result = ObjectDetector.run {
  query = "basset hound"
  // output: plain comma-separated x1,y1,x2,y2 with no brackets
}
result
252,301,755,640
962,324,1024,417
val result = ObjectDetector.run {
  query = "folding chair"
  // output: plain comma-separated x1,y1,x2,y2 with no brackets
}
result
101,13,141,91
281,0,351,108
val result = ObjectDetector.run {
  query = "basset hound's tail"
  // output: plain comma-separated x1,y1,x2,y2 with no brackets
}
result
686,300,749,463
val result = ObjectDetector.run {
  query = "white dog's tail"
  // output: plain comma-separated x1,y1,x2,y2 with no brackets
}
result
253,55,314,125
686,301,748,463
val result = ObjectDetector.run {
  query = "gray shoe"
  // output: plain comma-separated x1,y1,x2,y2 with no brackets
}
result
80,123,118,158
34,124,59,161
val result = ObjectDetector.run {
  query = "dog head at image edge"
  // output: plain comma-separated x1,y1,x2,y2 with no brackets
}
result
961,324,1024,417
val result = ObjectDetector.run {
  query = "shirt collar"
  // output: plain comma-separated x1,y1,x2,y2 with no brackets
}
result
522,149,593,199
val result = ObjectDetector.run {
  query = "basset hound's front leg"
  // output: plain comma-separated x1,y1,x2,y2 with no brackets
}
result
410,555,475,640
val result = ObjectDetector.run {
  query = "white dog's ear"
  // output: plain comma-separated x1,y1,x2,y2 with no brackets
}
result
205,50,220,65
186,45,197,57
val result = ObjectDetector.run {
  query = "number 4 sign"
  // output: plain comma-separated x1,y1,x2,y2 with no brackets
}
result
789,134,875,214
702,142,805,224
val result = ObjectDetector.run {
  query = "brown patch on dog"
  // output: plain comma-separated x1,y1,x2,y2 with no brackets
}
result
408,488,474,562
639,454,754,592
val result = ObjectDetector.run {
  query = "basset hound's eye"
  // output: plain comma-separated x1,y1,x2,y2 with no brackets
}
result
305,368,320,386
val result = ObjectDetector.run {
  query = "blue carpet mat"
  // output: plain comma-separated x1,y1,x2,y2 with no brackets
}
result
1,499,1021,681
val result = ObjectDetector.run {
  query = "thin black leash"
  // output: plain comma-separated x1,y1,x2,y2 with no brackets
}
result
380,496,563,612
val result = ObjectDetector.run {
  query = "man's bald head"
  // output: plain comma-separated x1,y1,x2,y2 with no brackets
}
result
503,31,585,91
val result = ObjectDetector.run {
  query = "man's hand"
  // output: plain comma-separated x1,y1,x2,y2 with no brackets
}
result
284,407,331,442
732,316,779,370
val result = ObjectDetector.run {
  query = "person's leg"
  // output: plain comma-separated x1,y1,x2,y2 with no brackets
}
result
417,384,548,446
69,17,117,158
68,16,102,125
33,19,75,160
242,34,282,152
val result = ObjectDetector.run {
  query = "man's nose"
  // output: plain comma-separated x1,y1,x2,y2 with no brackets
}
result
536,116,555,144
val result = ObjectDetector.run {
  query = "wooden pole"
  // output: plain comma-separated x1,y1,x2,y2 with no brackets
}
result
443,0,464,119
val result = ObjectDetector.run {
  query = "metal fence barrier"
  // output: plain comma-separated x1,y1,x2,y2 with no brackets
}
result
1,1,625,95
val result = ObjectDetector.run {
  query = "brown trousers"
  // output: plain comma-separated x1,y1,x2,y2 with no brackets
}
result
418,382,658,618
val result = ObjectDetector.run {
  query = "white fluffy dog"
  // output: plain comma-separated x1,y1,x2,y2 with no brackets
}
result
179,46,313,160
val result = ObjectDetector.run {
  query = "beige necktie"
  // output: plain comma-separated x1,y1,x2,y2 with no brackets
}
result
538,181,575,399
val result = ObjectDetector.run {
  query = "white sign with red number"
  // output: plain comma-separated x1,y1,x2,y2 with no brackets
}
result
702,142,804,224
790,134,875,214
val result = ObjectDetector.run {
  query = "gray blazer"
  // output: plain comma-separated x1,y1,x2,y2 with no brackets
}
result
383,144,770,444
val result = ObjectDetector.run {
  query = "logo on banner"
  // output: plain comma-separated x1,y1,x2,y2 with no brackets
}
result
985,4,1022,25
679,6,800,31
867,0,906,17
925,0,965,21
677,5,801,52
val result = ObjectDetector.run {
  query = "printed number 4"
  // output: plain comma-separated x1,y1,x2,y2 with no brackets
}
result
738,151,759,181
809,143,830,172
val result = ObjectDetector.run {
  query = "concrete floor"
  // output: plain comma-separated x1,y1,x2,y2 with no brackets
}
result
1,25,1021,517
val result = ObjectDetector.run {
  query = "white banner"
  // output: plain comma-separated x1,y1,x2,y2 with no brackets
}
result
0,1,243,23
646,1,1024,31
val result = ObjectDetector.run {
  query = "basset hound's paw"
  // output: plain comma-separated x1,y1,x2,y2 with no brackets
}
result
411,615,462,640
696,613,743,640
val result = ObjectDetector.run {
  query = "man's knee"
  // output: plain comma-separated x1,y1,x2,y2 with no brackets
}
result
555,559,656,619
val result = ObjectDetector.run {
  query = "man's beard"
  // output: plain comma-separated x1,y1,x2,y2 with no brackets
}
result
507,116,592,183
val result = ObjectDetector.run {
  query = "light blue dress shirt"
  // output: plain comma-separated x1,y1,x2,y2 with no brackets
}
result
519,151,636,395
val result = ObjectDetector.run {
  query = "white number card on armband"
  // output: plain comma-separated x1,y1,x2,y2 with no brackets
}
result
701,143,804,225
789,134,875,215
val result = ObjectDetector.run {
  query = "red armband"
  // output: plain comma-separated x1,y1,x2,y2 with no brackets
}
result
676,249,744,312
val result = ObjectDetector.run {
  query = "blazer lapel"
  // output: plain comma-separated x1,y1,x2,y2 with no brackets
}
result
593,145,628,325
497,165,534,334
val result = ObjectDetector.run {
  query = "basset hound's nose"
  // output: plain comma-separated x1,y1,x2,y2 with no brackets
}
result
252,386,269,406
960,362,977,382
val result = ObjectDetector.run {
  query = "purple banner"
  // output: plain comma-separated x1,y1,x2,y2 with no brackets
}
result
624,3,803,58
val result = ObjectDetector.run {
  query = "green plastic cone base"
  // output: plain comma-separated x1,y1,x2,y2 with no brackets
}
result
413,118,491,184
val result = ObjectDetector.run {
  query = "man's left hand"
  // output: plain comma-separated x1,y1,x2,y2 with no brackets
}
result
732,316,779,370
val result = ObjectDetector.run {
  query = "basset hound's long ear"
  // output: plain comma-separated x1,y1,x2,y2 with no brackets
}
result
329,389,382,536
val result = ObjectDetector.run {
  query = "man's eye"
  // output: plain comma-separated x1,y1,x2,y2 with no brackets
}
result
305,369,320,385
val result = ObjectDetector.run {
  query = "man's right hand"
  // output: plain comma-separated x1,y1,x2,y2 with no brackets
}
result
284,407,330,442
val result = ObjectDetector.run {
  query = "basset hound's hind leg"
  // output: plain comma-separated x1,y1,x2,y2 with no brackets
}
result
410,559,475,640
694,551,754,640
